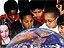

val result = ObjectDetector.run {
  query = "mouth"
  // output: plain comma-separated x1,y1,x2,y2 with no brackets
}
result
2,36,8,39
9,18,16,21
28,26,32,29
60,32,64,35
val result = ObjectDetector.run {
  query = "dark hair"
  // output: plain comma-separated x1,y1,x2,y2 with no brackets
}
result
57,14,64,25
20,9,33,20
0,18,13,35
30,1,45,10
45,7,60,18
0,18,15,40
0,18,11,45
18,1,30,12
4,1,18,14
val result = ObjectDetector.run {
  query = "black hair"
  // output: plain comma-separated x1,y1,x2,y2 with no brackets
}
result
30,1,45,10
18,1,30,13
62,1,64,10
20,9,33,20
4,1,18,14
57,14,64,26
45,7,60,18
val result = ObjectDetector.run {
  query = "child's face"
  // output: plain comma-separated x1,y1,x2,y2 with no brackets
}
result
45,13,57,28
0,25,9,40
60,10,64,15
22,15,34,29
7,10,17,21
32,8,43,19
58,25,64,35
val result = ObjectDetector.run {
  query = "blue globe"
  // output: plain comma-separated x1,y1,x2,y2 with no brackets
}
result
6,28,64,48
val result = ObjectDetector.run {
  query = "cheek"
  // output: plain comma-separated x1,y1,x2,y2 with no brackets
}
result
1,33,3,37
8,16,13,19
23,22,28,27
33,13,37,16
50,24,55,28
39,12,42,16
62,28,64,32
31,21,34,25
6,31,9,36
59,28,62,32
50,21,57,27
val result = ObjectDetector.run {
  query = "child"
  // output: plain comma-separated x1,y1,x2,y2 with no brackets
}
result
0,18,15,48
12,10,42,34
30,1,45,24
40,7,60,33
57,14,64,37
0,1,19,23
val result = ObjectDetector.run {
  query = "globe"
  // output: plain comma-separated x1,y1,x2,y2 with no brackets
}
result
6,28,64,48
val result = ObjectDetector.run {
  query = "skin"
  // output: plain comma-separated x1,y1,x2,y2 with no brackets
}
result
22,15,34,29
7,10,17,21
58,25,64,35
0,25,9,40
45,13,58,28
60,10,64,15
31,8,43,19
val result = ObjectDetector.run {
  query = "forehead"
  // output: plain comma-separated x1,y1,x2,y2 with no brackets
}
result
33,8,42,12
23,15,33,20
45,13,55,19
59,25,64,27
8,10,16,15
0,25,8,30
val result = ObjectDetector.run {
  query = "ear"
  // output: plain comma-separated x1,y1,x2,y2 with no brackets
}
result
19,18,22,24
56,15,59,20
30,9,34,14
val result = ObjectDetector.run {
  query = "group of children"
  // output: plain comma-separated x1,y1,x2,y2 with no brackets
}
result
0,0,64,48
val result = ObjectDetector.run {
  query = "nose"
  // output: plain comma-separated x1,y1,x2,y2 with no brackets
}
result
36,12,39,16
3,32,6,37
12,15,15,19
28,22,32,26
46,22,50,25
59,27,62,32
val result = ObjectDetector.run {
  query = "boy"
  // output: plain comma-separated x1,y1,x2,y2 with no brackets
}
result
12,10,42,34
57,14,64,37
30,1,45,24
0,1,19,23
40,7,60,33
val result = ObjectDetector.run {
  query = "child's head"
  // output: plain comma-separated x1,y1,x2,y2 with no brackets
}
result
0,25,9,40
30,1,45,19
0,18,12,40
45,7,60,28
20,10,34,29
4,1,18,21
57,14,64,35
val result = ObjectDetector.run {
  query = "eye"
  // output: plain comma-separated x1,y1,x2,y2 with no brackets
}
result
1,31,3,33
38,11,42,13
33,12,37,14
25,21,28,23
48,20,52,22
30,19,33,22
5,29,8,32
